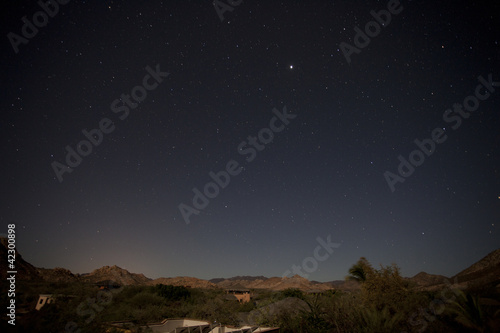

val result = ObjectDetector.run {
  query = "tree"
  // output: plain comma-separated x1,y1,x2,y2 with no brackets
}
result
345,257,371,283
346,257,413,318
360,262,410,313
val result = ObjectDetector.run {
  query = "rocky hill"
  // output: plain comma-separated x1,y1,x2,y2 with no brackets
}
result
210,275,268,284
37,267,79,283
149,276,218,289
452,249,500,286
0,237,41,281
215,274,333,292
81,265,151,285
408,271,450,288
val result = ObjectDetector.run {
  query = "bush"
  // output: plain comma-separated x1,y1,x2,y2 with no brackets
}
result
153,284,191,301
360,262,411,313
130,291,166,309
280,288,304,300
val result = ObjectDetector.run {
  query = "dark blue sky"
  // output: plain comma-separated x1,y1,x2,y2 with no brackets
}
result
1,0,499,282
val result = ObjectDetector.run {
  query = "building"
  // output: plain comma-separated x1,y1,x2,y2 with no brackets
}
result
35,294,55,311
95,280,122,290
35,294,76,311
225,286,251,303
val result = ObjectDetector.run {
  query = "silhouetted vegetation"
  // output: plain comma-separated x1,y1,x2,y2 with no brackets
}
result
346,257,370,283
280,288,305,300
153,284,191,301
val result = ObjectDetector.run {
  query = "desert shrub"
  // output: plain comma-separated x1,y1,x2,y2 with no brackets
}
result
191,297,240,326
153,284,191,301
252,289,278,302
130,291,166,309
258,301,332,333
359,305,404,333
324,292,364,332
446,289,490,332
238,299,257,312
114,285,146,301
361,263,411,312
280,288,305,300
268,310,303,332
300,312,332,333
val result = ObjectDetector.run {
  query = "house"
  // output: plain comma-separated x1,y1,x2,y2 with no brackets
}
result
225,286,251,303
35,294,76,311
95,280,121,290
35,294,55,311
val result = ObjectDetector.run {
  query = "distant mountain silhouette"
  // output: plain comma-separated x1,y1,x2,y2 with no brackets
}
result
209,275,268,284
214,275,332,291
149,276,217,289
1,238,498,292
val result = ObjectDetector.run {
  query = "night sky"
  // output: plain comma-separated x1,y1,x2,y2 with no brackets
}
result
1,0,499,282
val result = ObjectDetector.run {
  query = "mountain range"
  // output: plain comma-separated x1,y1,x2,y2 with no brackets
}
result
1,237,499,292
